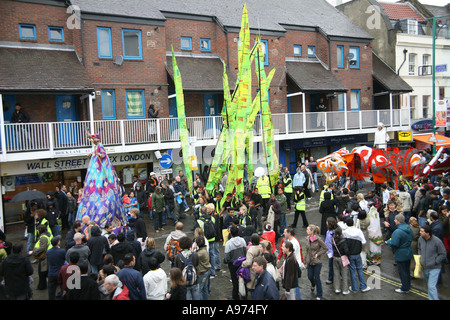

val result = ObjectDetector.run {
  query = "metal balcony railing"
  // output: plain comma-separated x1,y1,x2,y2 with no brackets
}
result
0,109,410,156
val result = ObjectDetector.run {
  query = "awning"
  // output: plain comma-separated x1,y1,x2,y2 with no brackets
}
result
0,46,93,93
372,53,413,93
286,61,347,92
166,55,235,92
413,133,450,148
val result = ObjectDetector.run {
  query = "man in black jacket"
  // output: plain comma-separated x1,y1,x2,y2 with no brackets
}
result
87,226,110,274
0,243,34,300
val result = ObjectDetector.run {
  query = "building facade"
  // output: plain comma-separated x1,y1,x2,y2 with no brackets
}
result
0,0,411,226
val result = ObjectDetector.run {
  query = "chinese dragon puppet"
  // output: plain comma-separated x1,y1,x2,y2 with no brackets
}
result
317,146,436,189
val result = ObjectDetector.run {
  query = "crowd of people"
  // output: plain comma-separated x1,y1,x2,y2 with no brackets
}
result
0,152,449,301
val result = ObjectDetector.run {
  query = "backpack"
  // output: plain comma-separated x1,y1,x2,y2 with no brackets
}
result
166,237,181,263
200,215,216,240
179,253,197,286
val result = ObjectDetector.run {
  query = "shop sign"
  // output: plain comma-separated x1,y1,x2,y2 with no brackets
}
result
411,119,433,133
1,151,154,176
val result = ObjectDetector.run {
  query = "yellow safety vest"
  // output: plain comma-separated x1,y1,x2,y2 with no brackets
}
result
296,192,306,211
34,234,53,250
319,190,334,206
283,177,293,193
257,175,271,199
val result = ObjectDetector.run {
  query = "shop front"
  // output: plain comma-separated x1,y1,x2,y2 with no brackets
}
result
1,150,159,225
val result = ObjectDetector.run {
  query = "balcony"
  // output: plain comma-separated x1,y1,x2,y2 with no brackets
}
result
0,109,411,162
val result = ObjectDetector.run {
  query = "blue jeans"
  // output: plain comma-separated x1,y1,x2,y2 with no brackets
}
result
279,213,287,235
198,269,211,300
418,217,428,227
307,264,323,299
328,257,334,282
26,233,34,253
209,241,220,275
295,279,302,300
312,173,319,191
348,254,367,291
186,284,200,300
165,205,178,223
153,211,163,230
423,268,441,300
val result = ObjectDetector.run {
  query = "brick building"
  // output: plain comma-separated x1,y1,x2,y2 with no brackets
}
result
0,0,412,226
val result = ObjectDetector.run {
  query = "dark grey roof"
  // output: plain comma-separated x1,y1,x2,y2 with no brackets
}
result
286,61,347,92
165,55,236,91
0,47,93,93
71,0,166,20
70,0,372,39
372,53,413,92
423,4,450,18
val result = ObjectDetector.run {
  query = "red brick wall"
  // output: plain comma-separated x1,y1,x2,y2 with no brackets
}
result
80,19,168,120
331,41,373,111
1,1,374,121
0,0,74,46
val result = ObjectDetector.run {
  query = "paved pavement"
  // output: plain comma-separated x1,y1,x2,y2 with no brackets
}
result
2,183,449,301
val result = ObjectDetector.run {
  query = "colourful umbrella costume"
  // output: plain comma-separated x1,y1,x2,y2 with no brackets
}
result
76,134,128,233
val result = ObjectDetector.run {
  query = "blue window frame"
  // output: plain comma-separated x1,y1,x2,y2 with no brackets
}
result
125,89,145,118
293,45,302,56
200,38,211,51
337,45,344,68
101,90,116,120
122,29,142,60
19,24,36,40
48,26,64,42
350,89,360,110
307,46,315,57
181,37,192,50
349,46,360,69
97,27,112,59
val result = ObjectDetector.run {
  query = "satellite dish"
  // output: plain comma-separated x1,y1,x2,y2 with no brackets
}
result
345,53,354,61
113,55,123,66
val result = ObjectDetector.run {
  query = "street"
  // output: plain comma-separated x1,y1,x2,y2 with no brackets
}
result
2,182,449,301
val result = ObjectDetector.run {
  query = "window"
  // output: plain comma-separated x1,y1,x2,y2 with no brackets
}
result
349,46,360,68
19,24,36,40
200,38,211,51
407,19,418,35
408,53,416,75
307,46,315,57
260,40,269,65
350,89,360,110
97,27,112,59
181,37,192,50
122,29,142,60
101,90,116,119
422,95,430,118
338,93,346,111
337,45,344,68
293,45,302,56
126,89,145,118
410,95,417,119
422,54,430,66
48,27,64,42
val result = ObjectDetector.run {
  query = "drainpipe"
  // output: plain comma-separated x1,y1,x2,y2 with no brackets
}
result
397,48,407,75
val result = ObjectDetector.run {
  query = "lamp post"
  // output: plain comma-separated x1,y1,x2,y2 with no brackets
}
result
427,14,450,156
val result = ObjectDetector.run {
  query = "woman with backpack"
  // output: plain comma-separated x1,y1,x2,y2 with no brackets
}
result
174,236,200,300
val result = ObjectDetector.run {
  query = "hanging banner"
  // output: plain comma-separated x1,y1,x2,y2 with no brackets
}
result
436,99,448,127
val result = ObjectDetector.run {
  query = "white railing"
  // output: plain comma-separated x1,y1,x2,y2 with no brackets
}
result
0,109,410,155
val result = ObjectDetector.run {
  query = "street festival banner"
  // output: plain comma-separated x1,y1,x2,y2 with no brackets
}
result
205,4,279,201
172,46,194,194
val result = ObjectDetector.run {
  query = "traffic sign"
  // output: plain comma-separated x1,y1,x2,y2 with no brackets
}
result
159,154,173,169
